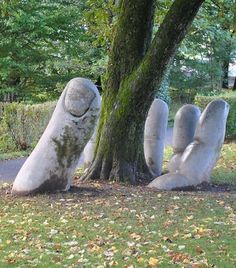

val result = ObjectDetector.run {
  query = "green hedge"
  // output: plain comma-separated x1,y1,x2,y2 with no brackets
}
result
0,102,9,120
170,87,198,103
0,101,56,151
194,91,236,139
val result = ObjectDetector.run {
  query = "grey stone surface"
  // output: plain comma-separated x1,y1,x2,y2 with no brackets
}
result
12,78,101,195
83,130,96,170
179,99,229,183
148,99,229,190
169,104,201,172
144,99,169,177
148,173,190,190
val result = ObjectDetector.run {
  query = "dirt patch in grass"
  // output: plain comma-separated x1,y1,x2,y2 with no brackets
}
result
171,181,236,193
1,178,236,201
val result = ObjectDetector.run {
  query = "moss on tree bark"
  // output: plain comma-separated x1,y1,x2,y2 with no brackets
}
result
83,0,205,183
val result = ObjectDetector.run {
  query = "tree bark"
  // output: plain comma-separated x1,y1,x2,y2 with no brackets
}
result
233,77,236,90
83,0,205,183
222,59,230,89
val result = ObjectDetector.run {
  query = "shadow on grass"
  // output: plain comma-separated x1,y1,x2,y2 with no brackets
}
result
173,182,236,193
1,181,235,201
69,185,109,197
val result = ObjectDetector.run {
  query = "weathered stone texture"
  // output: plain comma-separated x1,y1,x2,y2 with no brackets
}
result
12,78,101,195
148,99,229,190
169,104,201,172
144,99,169,177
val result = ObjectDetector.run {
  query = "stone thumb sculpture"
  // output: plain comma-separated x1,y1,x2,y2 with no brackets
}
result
148,99,229,190
12,78,101,195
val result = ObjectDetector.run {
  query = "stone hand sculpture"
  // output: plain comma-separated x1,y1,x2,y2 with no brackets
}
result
12,78,101,195
148,99,229,190
83,130,96,170
144,99,169,177
168,104,201,173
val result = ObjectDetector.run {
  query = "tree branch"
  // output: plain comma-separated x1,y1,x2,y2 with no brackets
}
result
136,0,205,96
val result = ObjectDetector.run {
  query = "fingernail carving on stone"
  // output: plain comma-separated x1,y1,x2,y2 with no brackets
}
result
12,78,101,196
65,79,96,117
148,99,229,191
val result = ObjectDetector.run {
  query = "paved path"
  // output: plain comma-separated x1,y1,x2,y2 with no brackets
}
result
0,128,173,184
0,157,27,184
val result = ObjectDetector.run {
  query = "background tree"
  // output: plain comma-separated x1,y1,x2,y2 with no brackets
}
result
170,0,236,92
0,0,106,102
83,0,205,183
1,0,235,103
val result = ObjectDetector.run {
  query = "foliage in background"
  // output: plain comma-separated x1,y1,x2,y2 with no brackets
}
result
0,0,109,102
151,0,236,101
156,68,171,105
0,101,55,152
169,87,198,104
170,0,236,91
195,91,236,139
1,0,235,104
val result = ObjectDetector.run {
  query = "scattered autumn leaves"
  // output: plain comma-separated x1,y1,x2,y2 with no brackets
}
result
0,180,235,267
0,143,236,267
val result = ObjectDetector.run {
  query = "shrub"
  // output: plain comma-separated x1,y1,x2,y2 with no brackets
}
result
194,91,236,139
0,101,56,151
169,87,198,103
0,102,9,120
169,87,222,104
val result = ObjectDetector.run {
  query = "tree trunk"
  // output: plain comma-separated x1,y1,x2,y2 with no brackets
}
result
83,0,204,183
233,77,236,90
222,59,229,89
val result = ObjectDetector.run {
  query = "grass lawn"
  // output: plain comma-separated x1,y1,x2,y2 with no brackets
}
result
0,143,235,267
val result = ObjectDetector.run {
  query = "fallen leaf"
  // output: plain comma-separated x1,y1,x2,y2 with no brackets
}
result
148,257,159,266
